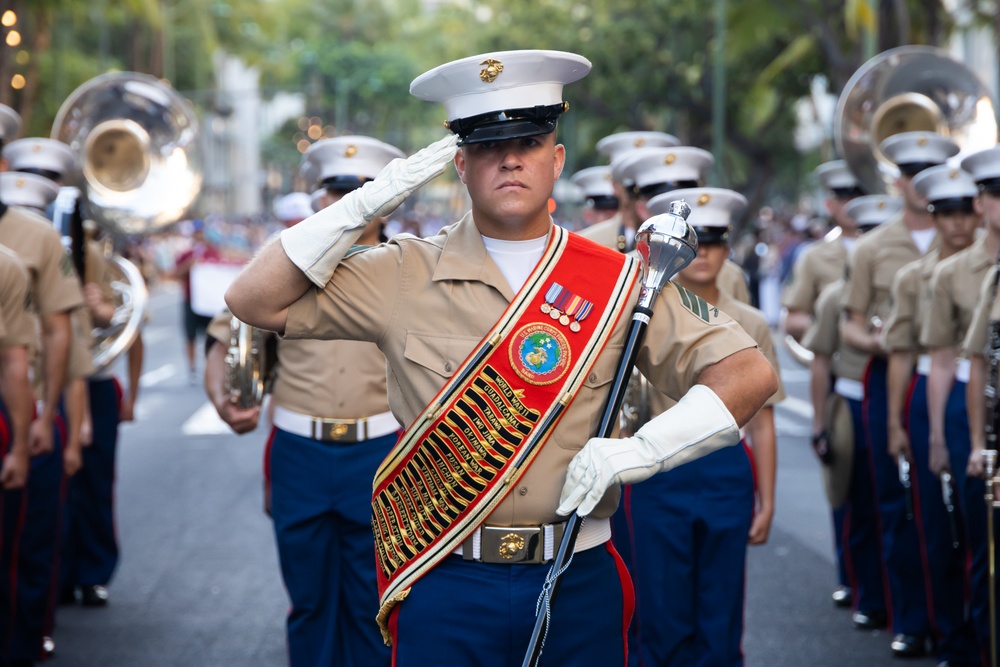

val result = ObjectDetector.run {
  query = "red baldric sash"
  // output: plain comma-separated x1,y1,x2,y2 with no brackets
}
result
373,226,639,640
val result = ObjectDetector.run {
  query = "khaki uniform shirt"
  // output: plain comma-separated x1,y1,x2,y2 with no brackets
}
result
577,213,625,252
804,280,868,382
843,216,935,337
881,250,939,354
782,238,849,312
962,266,999,358
0,245,35,350
0,206,84,398
922,237,995,355
284,213,758,526
207,312,391,420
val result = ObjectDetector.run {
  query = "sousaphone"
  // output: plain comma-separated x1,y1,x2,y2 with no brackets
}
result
51,72,202,372
783,45,997,366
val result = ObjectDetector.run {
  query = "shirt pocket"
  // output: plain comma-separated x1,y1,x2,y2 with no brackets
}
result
551,344,623,451
403,330,482,379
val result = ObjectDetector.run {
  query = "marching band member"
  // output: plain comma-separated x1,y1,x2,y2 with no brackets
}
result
226,49,777,666
205,137,406,666
568,165,618,229
623,187,784,666
882,164,980,667
840,130,955,658
0,107,85,667
802,195,897,631
782,159,864,608
950,145,1000,662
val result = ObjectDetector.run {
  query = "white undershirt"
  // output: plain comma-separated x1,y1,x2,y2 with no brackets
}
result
481,234,548,293
840,237,857,254
910,228,936,255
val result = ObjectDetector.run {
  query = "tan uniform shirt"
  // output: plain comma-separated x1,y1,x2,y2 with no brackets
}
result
782,238,849,312
0,245,35,350
207,312,391,420
922,237,995,355
962,266,999,358
843,216,933,329
804,280,868,382
285,213,758,525
881,250,939,353
0,206,85,397
577,213,625,252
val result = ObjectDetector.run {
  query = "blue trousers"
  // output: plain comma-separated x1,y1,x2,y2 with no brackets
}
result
944,379,995,666
0,400,27,661
391,542,633,667
61,377,121,591
841,396,886,615
6,407,65,663
907,375,977,663
863,358,930,635
624,443,754,667
269,426,395,667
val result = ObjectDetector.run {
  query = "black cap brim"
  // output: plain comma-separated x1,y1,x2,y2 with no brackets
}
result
693,226,730,245
321,175,371,193
831,186,864,199
898,162,939,177
635,180,699,199
978,177,1000,194
928,197,976,214
589,195,619,211
449,103,565,145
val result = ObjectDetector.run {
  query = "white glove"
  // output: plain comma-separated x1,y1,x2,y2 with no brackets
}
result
280,133,459,286
557,384,740,517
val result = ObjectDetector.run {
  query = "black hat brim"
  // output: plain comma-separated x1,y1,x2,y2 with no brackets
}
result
449,103,565,145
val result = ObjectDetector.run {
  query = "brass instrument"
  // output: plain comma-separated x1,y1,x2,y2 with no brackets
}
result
619,368,650,437
224,316,274,409
835,45,997,195
51,72,202,371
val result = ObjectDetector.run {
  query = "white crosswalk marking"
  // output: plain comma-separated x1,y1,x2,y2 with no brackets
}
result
182,401,233,435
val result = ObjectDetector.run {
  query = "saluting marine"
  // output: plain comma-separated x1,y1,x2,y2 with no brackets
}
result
0,105,86,666
802,195,898,631
621,187,784,667
205,136,405,667
783,159,864,608
226,49,777,666
841,130,954,658
882,163,980,667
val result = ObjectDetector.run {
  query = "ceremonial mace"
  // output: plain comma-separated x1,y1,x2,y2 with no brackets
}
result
522,201,697,667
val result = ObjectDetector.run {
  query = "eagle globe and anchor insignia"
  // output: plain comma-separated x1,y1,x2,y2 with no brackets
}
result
510,322,571,386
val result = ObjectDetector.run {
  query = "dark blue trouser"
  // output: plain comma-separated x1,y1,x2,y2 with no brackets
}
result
944,379,995,666
625,443,754,667
832,505,850,590
61,377,121,591
269,426,395,667
907,375,977,663
863,358,930,636
7,408,65,663
841,396,887,615
0,400,28,661
391,542,633,667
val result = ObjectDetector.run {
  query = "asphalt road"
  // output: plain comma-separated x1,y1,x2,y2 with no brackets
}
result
50,283,939,666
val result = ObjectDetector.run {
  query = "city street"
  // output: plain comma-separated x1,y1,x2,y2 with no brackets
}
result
52,282,938,667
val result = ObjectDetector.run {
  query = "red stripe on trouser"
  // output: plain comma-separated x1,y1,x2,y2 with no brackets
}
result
606,540,635,666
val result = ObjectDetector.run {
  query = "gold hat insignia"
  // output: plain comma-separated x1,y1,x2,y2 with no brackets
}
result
698,193,711,206
344,145,357,158
877,200,886,209
917,136,929,147
634,138,645,147
15,178,24,187
480,59,504,84
665,153,676,165
32,144,41,152
950,169,960,179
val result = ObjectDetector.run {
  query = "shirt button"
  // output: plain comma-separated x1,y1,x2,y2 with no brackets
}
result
518,487,528,496
445,362,453,373
588,373,597,383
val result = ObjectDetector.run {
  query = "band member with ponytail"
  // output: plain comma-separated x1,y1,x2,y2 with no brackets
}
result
204,136,405,667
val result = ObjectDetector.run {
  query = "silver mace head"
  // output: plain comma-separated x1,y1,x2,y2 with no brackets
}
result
634,200,697,310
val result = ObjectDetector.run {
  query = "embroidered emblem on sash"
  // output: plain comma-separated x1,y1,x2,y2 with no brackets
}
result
509,323,570,385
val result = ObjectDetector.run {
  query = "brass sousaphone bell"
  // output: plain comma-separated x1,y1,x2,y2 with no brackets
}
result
783,45,997,367
51,72,203,372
